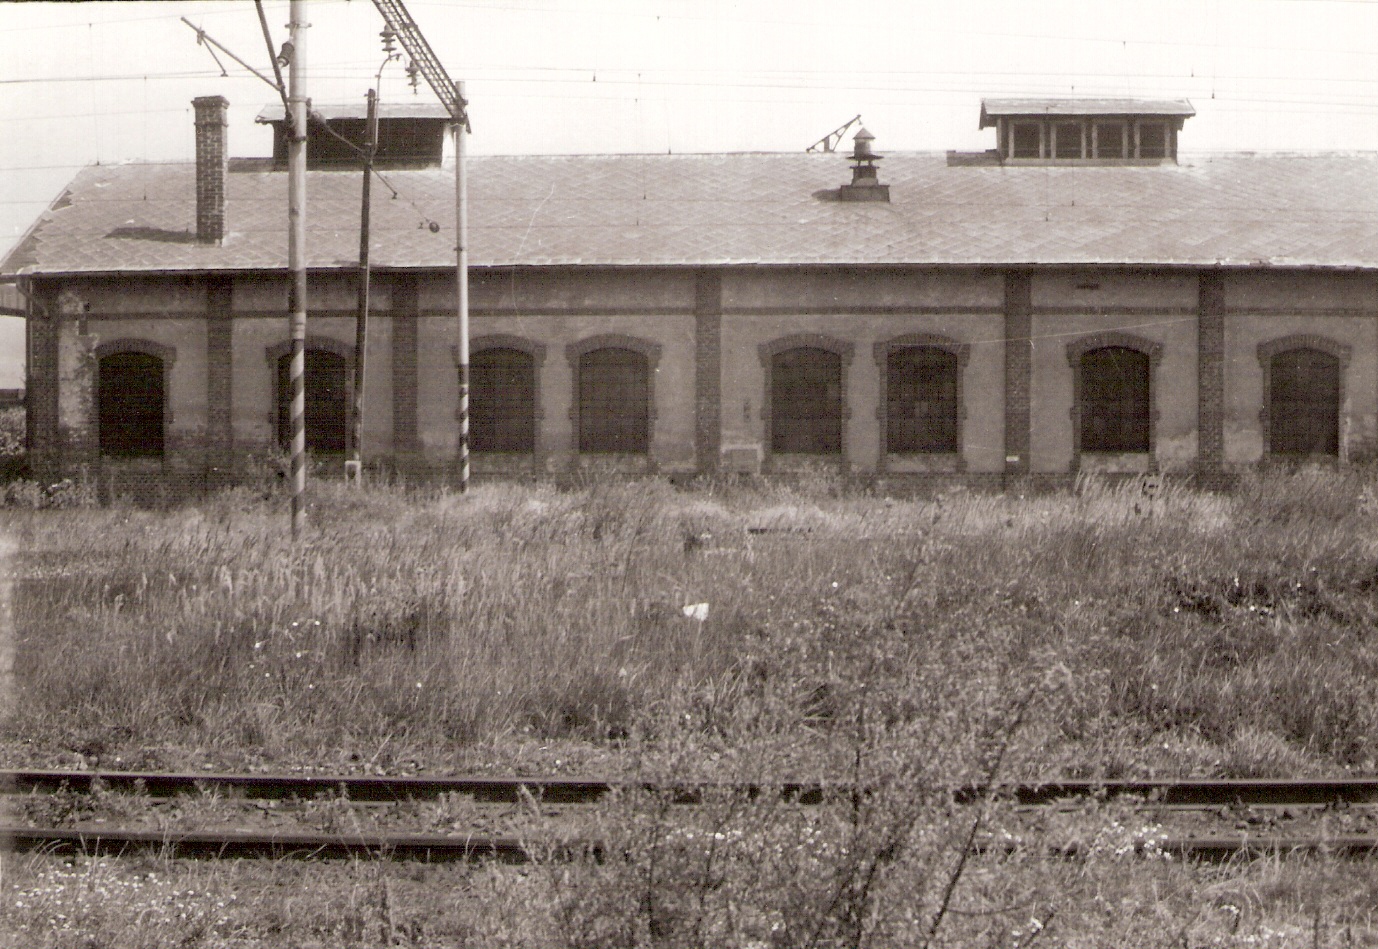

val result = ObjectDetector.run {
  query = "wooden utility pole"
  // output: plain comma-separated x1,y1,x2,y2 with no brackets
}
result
348,88,379,485
287,0,309,535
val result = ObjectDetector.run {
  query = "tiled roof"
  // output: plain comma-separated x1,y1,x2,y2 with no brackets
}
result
7,150,1378,275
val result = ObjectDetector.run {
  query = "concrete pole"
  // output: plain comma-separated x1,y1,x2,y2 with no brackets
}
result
455,81,470,493
288,0,309,535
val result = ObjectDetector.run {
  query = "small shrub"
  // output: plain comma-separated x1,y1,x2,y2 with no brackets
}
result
0,405,23,457
4,478,42,508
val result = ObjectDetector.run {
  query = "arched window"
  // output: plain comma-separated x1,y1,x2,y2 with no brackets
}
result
472,347,536,453
1269,348,1340,456
771,347,842,454
99,351,164,457
886,346,958,453
277,349,347,453
1080,346,1150,452
578,347,649,453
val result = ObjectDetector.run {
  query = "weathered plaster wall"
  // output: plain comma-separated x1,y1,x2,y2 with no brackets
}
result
86,317,210,451
55,326,95,459
1222,269,1378,465
29,263,1378,495
468,268,696,315
230,315,380,454
457,312,699,472
1029,270,1199,473
719,268,1005,474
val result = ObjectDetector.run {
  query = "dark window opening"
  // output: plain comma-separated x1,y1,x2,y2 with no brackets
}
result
1270,348,1339,456
1011,122,1041,159
579,347,649,453
472,348,536,453
1080,347,1150,452
1054,121,1083,159
1093,121,1125,158
277,350,347,453
887,347,958,453
772,347,842,454
99,352,164,457
1138,122,1168,158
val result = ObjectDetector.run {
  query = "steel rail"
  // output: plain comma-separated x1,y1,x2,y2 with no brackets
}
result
6,770,1378,808
0,827,571,862
5,826,1377,864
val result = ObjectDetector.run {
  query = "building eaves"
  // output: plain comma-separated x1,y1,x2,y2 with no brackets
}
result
255,102,452,123
979,97,1197,127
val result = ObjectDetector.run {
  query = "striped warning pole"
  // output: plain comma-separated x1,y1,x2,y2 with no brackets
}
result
287,0,308,537
455,81,470,493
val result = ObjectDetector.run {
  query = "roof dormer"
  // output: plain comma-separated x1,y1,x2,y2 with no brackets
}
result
979,98,1194,164
255,102,452,169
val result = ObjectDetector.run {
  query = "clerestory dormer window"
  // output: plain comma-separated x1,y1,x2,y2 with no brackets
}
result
980,98,1193,164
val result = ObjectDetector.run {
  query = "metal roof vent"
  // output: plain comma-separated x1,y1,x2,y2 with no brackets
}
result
838,127,889,202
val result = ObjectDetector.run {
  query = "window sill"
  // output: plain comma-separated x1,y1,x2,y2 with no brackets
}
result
885,452,961,474
574,453,653,474
1260,453,1340,468
1078,451,1152,474
472,452,537,474
100,454,164,468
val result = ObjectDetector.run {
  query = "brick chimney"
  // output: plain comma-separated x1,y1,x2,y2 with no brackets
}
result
193,96,229,244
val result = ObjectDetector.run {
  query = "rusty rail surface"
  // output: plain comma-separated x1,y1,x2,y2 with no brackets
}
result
6,769,1378,807
5,826,1376,864
6,769,1378,863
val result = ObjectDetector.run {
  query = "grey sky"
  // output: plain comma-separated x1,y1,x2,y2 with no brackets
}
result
4,0,1378,261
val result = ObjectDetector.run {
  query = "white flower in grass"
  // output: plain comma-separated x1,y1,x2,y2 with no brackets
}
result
682,602,709,622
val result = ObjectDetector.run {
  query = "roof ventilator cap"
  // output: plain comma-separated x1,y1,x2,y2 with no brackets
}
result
838,127,889,202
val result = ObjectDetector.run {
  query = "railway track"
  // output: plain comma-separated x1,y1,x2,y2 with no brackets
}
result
5,769,1378,863
9,768,1378,806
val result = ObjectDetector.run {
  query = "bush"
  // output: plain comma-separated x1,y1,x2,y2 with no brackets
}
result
0,406,22,458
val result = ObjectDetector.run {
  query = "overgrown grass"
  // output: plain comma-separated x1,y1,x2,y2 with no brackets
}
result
8,469,1378,947
6,832,1378,947
6,469,1378,778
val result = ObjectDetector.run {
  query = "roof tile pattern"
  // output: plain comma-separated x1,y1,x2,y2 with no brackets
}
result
7,151,1378,275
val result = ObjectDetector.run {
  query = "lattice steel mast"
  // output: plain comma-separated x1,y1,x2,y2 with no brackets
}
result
369,0,472,492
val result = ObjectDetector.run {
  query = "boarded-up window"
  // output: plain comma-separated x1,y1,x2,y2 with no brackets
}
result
887,346,958,453
472,347,535,453
1270,348,1339,456
1054,121,1083,159
1094,121,1125,158
277,350,347,453
1138,122,1168,158
1080,347,1150,452
772,347,842,454
579,347,649,453
1011,122,1041,159
99,352,164,457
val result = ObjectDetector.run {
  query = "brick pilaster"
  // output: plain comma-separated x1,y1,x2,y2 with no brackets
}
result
27,285,61,482
391,276,420,463
205,277,234,488
694,269,722,473
1197,270,1226,480
1003,270,1032,484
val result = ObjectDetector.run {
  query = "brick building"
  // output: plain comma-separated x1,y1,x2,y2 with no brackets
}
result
4,95,1378,497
